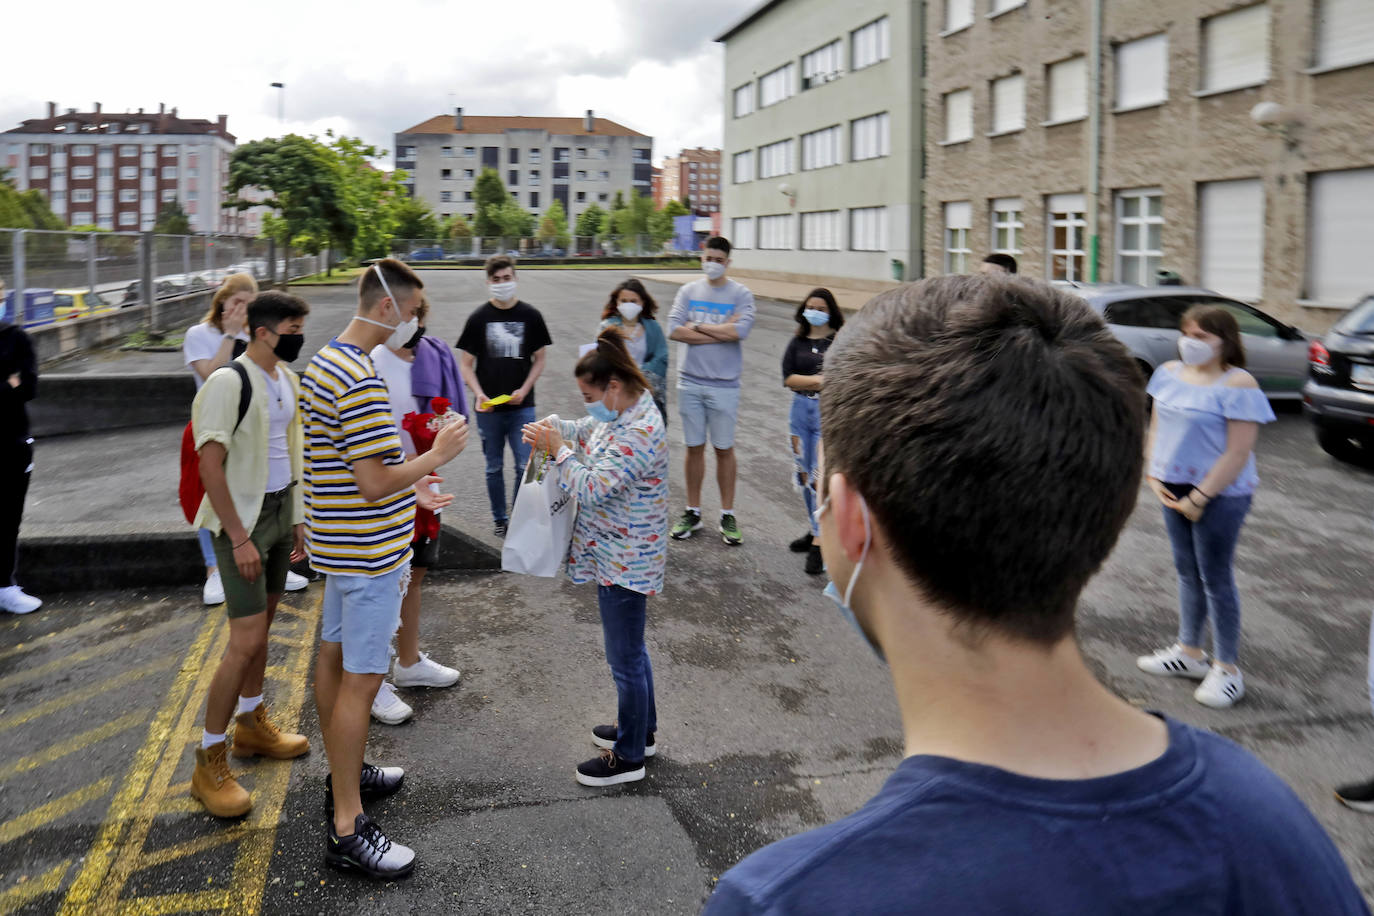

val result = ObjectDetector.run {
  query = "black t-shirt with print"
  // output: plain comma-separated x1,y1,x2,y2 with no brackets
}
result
781,334,833,382
456,300,553,411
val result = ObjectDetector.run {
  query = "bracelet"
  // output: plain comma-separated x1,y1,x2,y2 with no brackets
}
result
233,538,251,549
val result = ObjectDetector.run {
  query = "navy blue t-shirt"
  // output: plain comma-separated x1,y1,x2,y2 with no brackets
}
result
704,717,1368,915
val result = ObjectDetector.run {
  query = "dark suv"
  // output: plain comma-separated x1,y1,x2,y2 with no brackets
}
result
1304,294,1374,465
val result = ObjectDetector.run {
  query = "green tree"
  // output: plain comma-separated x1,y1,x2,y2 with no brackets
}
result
663,199,690,219
575,204,605,238
485,199,535,240
472,169,508,238
443,213,473,240
225,134,356,260
153,199,193,235
536,200,571,249
392,195,440,241
611,190,626,212
327,132,407,262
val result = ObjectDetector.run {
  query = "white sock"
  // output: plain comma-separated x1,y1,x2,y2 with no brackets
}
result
686,506,700,514
237,694,263,715
720,508,734,518
202,730,226,749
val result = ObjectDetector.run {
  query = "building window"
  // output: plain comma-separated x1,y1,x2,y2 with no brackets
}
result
72,211,92,224
73,144,94,157
598,170,610,181
529,170,540,184
801,125,842,170
849,206,887,251
851,16,891,70
96,215,114,230
187,168,198,178
851,113,890,161
733,150,754,183
142,168,155,179
1315,0,1374,69
29,165,47,180
944,202,973,273
120,145,137,157
529,149,542,162
186,191,198,202
759,63,796,108
73,165,93,179
142,190,154,201
440,191,453,202
991,0,1025,12
1047,194,1088,281
462,169,473,179
441,146,455,157
441,168,453,179
1047,57,1088,122
801,210,842,250
162,166,177,179
758,214,794,249
731,217,755,250
529,191,540,208
461,147,474,156
119,189,137,202
758,139,794,178
598,193,608,202
1115,189,1164,285
509,148,520,164
162,190,177,202
576,191,586,202
576,147,588,158
1307,167,1374,303
943,90,973,143
31,144,49,155
98,168,113,178
73,189,93,203
802,39,844,88
990,74,1025,133
162,145,178,156
1115,33,1169,110
1201,4,1269,92
576,170,587,180
991,198,1023,256
944,0,974,32
1199,179,1264,300
119,212,138,226
464,190,474,201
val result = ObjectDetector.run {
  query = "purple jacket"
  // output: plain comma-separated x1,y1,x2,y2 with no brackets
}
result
411,335,467,417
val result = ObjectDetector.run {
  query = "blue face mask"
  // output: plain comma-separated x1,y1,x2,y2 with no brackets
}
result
814,489,884,662
803,308,831,327
587,394,620,423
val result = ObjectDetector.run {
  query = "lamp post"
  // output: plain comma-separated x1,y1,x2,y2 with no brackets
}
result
270,82,285,130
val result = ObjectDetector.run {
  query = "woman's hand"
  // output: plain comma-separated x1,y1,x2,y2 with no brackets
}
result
222,297,248,335
522,420,564,454
1176,492,1207,522
1147,478,1175,508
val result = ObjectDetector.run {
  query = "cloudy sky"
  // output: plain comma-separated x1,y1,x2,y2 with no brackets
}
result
2,0,757,167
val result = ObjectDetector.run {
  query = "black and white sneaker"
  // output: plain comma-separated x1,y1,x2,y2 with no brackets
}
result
576,748,645,787
1335,777,1374,813
324,762,406,814
592,724,656,757
326,813,415,879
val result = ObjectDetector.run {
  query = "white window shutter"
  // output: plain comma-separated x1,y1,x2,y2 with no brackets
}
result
945,201,973,230
1317,0,1374,68
1203,5,1269,92
1199,179,1264,300
946,90,973,142
992,75,1025,133
1116,34,1168,109
1308,168,1374,303
1048,58,1087,122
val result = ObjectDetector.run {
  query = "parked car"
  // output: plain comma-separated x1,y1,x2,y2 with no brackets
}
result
404,247,447,262
0,288,57,327
1059,283,1309,399
1303,294,1374,465
53,289,119,322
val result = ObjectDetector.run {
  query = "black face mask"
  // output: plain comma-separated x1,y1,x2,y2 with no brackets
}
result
231,338,248,359
272,333,305,362
402,325,426,350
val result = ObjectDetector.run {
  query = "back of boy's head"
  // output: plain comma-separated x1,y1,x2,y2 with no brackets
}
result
248,290,310,334
358,258,423,310
821,275,1145,645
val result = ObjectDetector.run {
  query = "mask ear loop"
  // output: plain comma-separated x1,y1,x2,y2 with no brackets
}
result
372,263,398,319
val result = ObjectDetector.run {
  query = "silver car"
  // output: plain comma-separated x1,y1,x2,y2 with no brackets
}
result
1059,284,1309,399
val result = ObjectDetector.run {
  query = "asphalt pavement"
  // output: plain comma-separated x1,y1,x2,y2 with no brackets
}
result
3,268,1373,914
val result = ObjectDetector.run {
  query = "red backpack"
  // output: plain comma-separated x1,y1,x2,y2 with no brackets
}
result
178,362,253,524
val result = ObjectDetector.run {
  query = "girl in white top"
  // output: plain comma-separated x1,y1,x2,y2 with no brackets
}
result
184,273,257,390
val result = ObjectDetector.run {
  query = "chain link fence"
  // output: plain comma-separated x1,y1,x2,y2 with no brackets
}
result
0,228,327,327
386,234,688,262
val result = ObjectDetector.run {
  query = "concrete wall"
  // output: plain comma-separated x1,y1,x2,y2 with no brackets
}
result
29,372,196,437
28,290,212,366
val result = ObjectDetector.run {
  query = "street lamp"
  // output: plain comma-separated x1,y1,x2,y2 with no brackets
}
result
270,82,285,130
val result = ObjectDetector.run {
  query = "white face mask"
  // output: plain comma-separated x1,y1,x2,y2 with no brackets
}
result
617,301,643,322
357,264,420,349
1178,336,1217,366
702,261,726,281
490,280,518,302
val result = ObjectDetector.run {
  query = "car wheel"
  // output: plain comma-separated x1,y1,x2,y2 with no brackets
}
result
1317,428,1374,469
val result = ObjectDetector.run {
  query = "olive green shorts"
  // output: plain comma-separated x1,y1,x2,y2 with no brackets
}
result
211,487,295,619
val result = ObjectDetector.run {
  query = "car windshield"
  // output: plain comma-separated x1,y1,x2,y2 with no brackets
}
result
88,291,109,308
1332,297,1374,335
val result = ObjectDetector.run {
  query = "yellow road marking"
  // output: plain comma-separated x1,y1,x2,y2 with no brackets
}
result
0,859,71,916
0,616,190,692
58,608,223,915
0,606,141,663
0,777,115,846
137,828,243,870
113,890,231,916
0,657,177,735
0,711,147,781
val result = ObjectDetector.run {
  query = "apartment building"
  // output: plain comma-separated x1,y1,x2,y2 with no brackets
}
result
925,0,1374,324
3,102,239,233
661,147,723,215
717,0,923,287
394,110,653,229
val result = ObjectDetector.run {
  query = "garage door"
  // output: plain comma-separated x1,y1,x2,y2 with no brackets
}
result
1308,168,1374,305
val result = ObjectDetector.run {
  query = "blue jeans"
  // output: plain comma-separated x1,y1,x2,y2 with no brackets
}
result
197,527,217,568
598,584,657,763
476,406,535,524
789,394,821,537
1162,493,1252,665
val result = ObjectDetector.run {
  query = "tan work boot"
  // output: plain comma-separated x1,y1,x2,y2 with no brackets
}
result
191,741,252,817
230,704,310,760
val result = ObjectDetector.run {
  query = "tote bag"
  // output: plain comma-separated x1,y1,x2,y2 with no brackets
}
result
501,450,577,577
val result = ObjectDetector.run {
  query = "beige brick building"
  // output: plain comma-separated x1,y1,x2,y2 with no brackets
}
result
660,147,722,215
924,0,1374,327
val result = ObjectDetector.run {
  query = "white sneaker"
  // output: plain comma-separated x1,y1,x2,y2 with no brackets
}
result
202,570,225,606
0,586,42,615
1136,644,1210,680
285,570,309,592
393,652,460,688
370,681,413,725
1194,666,1245,709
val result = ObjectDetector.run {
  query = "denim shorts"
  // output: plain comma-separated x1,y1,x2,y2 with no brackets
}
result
320,564,410,674
677,380,741,449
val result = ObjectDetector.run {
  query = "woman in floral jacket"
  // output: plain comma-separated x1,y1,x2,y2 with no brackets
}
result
523,327,668,788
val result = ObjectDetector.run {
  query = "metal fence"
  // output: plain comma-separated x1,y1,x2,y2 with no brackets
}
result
0,228,328,328
386,234,688,262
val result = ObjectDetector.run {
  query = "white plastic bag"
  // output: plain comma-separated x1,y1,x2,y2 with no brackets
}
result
501,450,577,577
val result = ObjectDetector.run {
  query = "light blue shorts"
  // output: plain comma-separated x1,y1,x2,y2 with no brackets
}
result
678,380,741,449
320,565,409,675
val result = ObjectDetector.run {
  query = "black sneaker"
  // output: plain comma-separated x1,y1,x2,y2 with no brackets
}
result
324,762,406,815
326,813,415,879
591,724,656,758
789,532,814,553
1335,777,1374,813
804,543,824,575
494,520,508,538
576,748,645,787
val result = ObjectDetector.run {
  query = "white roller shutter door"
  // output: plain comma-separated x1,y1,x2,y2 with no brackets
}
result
1308,168,1374,304
1199,179,1264,300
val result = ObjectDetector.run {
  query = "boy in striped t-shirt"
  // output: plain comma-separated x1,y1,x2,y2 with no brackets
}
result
300,259,467,879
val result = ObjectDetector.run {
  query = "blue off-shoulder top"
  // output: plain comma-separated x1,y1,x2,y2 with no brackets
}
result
1147,363,1276,497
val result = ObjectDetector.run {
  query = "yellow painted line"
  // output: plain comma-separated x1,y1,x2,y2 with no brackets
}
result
164,779,191,797
151,796,202,816
0,616,191,692
113,889,231,916
0,657,177,735
267,633,310,650
136,827,243,870
0,606,140,663
261,664,287,682
58,608,223,916
0,711,147,781
0,777,114,846
0,859,71,916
